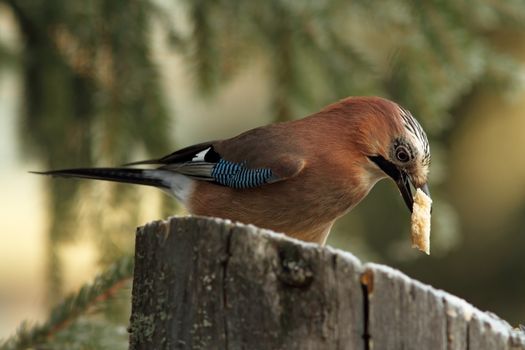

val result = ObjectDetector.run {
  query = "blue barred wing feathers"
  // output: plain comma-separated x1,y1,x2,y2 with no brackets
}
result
211,159,274,189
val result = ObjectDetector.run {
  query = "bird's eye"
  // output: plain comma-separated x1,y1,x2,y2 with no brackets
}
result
395,146,411,163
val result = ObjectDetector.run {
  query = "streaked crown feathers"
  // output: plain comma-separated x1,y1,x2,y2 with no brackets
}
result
398,107,431,167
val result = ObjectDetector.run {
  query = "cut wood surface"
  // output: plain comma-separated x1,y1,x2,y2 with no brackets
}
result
129,216,525,350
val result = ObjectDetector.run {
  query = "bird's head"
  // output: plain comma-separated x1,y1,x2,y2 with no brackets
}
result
365,101,430,212
329,97,431,212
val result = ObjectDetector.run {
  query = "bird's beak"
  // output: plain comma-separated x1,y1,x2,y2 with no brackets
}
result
368,155,430,213
396,172,430,213
396,171,414,212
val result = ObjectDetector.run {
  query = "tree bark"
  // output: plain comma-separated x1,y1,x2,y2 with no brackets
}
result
129,216,525,350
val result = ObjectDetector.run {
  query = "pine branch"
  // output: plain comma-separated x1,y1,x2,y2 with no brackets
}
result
190,0,220,94
0,42,19,70
0,255,134,350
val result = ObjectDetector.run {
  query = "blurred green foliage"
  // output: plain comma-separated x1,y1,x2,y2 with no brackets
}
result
1,0,525,347
1,255,133,350
1,0,172,303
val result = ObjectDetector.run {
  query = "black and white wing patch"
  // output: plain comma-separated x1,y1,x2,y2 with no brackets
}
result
133,143,276,189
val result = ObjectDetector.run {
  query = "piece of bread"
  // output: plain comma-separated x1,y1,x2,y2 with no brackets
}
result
411,188,432,254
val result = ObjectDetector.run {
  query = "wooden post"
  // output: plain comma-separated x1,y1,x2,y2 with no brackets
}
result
129,216,525,350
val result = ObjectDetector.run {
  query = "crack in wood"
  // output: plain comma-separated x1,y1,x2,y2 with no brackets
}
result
466,320,470,350
221,229,232,350
360,269,373,350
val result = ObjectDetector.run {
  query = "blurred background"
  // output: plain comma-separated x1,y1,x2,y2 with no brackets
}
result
1,0,525,347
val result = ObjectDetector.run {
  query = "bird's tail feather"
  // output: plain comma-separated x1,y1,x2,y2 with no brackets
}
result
30,168,170,189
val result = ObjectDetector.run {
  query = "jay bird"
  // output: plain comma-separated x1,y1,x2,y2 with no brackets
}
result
34,96,431,245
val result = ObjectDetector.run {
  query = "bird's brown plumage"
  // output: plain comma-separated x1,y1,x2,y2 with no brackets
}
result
189,96,409,244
